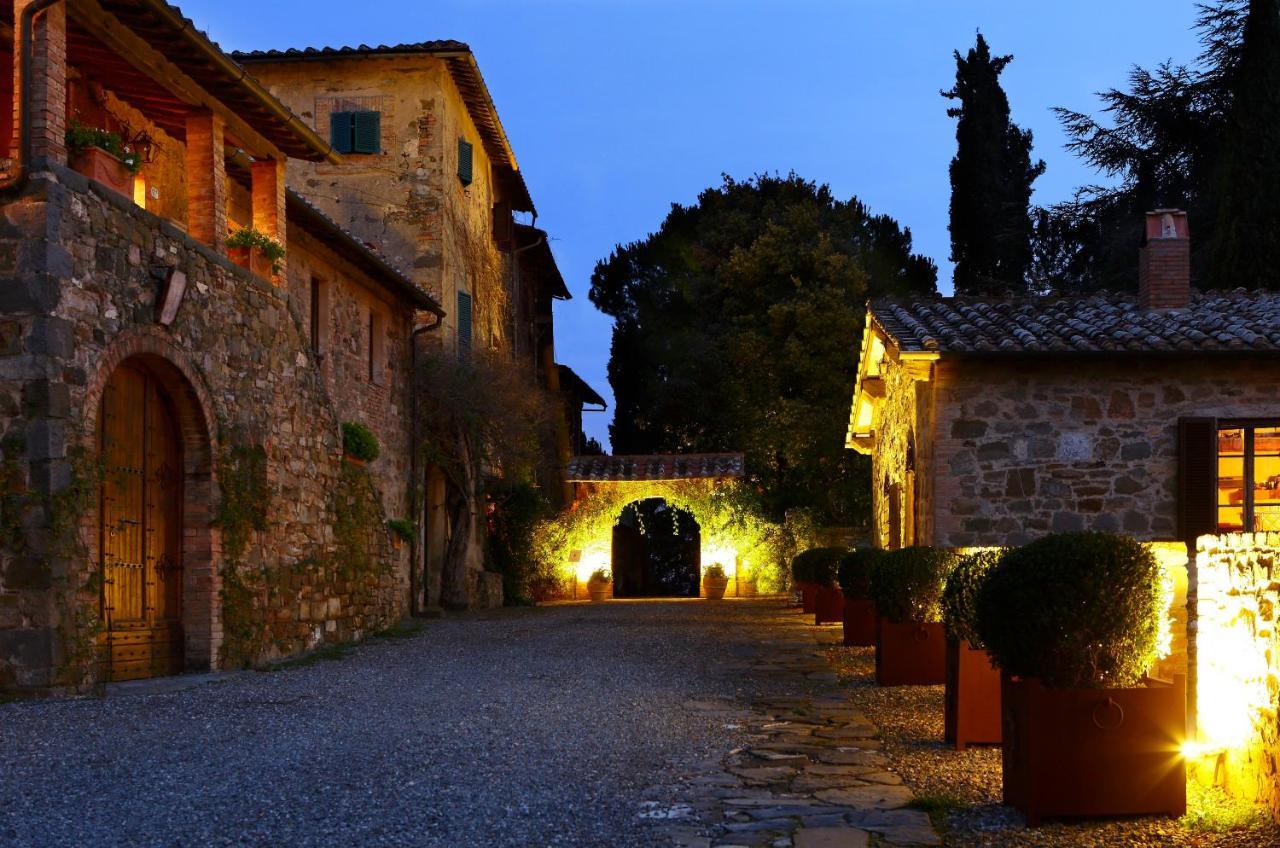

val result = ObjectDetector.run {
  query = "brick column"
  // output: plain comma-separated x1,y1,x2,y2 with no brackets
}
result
13,0,67,167
185,112,227,251
251,156,287,281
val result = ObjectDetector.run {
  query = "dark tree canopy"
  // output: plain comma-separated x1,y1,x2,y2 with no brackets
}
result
1209,0,1280,290
590,173,936,526
943,33,1045,296
1035,1,1255,293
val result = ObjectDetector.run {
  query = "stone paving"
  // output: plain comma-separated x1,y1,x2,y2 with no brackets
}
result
652,603,940,847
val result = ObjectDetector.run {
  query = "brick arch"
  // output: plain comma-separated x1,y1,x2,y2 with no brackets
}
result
82,327,223,674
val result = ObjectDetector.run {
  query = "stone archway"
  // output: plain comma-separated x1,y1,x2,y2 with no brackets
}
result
611,498,701,598
84,332,219,679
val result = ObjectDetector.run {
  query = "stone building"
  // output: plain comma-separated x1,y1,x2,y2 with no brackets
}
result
0,0,447,692
847,210,1280,554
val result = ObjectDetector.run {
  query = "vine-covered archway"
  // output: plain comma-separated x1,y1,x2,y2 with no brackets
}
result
612,498,701,597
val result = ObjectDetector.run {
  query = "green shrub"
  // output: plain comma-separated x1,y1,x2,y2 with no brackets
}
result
341,422,380,462
791,547,845,587
386,519,416,543
704,563,727,580
838,548,884,598
870,546,958,624
940,548,1003,648
227,228,287,274
588,567,610,584
65,122,141,173
975,532,1163,689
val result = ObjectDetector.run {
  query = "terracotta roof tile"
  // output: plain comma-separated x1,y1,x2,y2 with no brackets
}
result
871,289,1280,355
565,454,745,483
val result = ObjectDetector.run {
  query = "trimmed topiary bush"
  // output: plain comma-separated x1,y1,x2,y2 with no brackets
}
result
791,547,845,587
941,548,1004,649
975,532,1164,689
341,421,380,462
870,546,958,624
838,548,883,599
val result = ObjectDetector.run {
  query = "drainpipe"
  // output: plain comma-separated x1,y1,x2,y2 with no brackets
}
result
409,314,443,615
0,0,63,194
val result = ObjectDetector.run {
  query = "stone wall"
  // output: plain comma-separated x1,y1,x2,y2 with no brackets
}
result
1193,533,1280,822
0,167,410,693
869,356,934,549
926,357,1279,548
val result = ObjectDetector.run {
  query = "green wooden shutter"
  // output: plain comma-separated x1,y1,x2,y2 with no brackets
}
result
330,112,354,153
353,111,381,154
1178,417,1218,545
458,139,473,186
456,290,473,356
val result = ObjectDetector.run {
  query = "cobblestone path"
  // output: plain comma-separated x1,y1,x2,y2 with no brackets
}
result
0,599,934,847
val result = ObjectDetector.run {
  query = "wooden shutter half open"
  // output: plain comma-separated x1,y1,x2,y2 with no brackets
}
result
330,112,354,154
353,111,381,154
458,139,473,186
456,290,473,356
1178,417,1217,545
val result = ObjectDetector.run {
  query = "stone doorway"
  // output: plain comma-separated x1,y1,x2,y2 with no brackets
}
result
611,498,701,598
98,360,185,681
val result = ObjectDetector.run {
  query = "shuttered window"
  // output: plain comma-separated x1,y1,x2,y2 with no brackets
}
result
330,111,381,154
456,290,473,357
1178,417,1217,544
457,139,473,186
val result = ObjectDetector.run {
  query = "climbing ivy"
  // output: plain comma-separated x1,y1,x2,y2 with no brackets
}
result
213,443,269,566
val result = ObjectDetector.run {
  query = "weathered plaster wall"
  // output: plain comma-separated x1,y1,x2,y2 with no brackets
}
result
1193,533,1280,823
927,357,1279,548
249,56,505,354
0,168,409,693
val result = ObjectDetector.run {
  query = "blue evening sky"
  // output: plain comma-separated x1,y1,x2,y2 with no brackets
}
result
184,0,1205,450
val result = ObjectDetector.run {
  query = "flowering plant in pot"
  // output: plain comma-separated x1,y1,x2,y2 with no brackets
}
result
65,122,140,198
790,547,844,615
227,227,286,279
838,548,883,647
586,568,612,603
341,421,380,465
702,563,729,600
974,532,1183,825
869,546,956,686
941,548,1003,750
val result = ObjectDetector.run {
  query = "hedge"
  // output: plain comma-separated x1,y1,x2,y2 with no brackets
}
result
869,546,958,624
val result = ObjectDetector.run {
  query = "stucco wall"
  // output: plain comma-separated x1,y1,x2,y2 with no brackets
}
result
0,168,410,692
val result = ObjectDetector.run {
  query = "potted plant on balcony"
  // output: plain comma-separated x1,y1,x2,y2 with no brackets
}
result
586,568,612,603
703,563,729,600
791,547,844,615
941,548,1003,750
870,546,956,686
227,227,286,280
974,532,1184,826
386,518,416,551
341,421,380,466
65,122,139,199
838,548,882,647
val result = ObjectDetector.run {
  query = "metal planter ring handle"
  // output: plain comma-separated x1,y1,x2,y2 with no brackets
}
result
913,626,930,643
1092,697,1126,731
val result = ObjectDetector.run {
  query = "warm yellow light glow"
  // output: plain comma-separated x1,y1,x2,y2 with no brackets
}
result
1196,613,1268,751
573,545,610,584
133,173,148,208
701,544,737,578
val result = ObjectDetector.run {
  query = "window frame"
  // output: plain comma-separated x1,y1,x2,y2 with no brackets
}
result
330,110,382,155
1216,417,1280,533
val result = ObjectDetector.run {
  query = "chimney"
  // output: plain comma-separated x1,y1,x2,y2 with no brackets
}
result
1139,209,1191,309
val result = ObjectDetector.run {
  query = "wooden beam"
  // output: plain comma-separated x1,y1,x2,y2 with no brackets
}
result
67,0,284,161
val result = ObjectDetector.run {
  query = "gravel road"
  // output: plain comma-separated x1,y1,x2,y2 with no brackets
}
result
0,600,789,848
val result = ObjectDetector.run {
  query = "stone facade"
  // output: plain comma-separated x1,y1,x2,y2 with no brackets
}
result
1193,533,1280,822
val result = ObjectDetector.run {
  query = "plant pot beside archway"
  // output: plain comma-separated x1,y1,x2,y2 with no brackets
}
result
838,549,882,647
974,532,1186,826
941,550,1003,749
586,569,612,603
870,547,956,686
702,564,729,600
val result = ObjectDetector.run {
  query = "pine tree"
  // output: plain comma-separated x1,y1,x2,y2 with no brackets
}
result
943,34,1045,296
1210,0,1280,290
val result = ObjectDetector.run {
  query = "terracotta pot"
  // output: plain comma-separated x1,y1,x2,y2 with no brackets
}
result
703,575,729,600
587,579,611,603
737,578,757,598
1001,674,1186,826
70,146,134,198
842,597,875,647
798,581,818,614
945,638,1002,750
875,619,946,686
815,585,844,625
342,455,367,467
228,245,276,280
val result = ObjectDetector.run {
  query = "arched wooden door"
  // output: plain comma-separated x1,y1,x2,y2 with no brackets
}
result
98,362,184,681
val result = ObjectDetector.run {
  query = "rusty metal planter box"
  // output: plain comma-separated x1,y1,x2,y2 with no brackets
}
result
797,581,819,614
875,619,945,686
843,597,876,647
945,638,1002,750
1000,675,1186,826
815,586,844,625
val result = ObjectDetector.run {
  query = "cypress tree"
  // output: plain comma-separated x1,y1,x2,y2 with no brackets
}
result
943,34,1045,296
1210,0,1280,290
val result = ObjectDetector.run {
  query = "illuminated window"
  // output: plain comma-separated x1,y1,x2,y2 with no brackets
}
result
1217,423,1280,532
